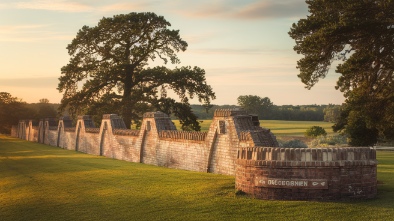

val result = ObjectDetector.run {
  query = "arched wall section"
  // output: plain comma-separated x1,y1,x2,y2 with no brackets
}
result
15,110,278,176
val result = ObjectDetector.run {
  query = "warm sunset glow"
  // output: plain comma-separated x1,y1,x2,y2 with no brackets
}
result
0,0,344,105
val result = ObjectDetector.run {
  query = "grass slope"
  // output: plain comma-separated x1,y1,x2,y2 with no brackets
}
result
1,135,393,221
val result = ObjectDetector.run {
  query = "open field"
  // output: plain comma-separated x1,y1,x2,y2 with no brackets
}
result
1,135,393,221
173,120,335,136
260,120,334,136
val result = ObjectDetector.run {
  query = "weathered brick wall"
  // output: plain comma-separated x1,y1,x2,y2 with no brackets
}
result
45,130,58,146
10,125,18,137
29,127,38,142
208,115,244,174
100,115,141,162
15,109,277,177
14,109,378,201
17,120,28,140
111,135,139,162
140,117,161,165
205,110,278,175
140,112,209,172
77,130,100,155
157,139,209,171
42,118,58,146
236,147,377,200
74,116,101,155
60,131,77,150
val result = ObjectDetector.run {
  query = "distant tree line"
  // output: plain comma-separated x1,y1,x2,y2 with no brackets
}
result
264,105,324,121
0,92,58,134
190,98,341,122
0,92,339,135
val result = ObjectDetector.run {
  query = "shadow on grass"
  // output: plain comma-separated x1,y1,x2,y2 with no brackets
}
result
1,135,394,220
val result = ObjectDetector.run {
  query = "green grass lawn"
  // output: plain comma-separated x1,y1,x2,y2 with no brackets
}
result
260,120,335,136
173,120,335,136
1,135,393,221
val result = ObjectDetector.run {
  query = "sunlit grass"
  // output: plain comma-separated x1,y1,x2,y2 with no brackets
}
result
173,120,334,136
1,135,393,221
261,120,335,136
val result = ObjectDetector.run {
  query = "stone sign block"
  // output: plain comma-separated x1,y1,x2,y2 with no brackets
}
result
255,177,328,189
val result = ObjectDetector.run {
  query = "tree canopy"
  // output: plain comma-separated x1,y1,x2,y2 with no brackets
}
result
36,98,57,119
305,126,327,138
237,95,273,119
289,0,394,145
58,12,215,130
0,92,35,134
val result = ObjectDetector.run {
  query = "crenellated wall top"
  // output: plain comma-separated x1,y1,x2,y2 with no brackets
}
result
214,109,247,117
159,130,207,141
237,147,377,166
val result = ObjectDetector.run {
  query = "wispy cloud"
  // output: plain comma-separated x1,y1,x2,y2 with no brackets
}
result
15,0,93,12
0,24,48,32
9,0,157,13
0,77,58,88
190,47,290,55
234,1,308,19
198,48,257,55
0,24,72,42
0,35,72,42
207,65,296,76
98,2,154,13
181,32,219,45
99,3,140,12
177,0,307,20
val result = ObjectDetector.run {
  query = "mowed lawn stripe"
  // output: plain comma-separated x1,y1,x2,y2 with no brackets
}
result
1,135,394,221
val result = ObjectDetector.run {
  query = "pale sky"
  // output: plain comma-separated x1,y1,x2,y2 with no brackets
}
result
0,0,345,105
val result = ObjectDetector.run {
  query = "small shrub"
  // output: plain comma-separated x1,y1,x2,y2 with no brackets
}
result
309,134,348,147
305,126,327,138
279,139,308,148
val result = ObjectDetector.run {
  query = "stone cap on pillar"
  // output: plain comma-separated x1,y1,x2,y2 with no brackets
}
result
60,116,73,127
102,114,126,129
77,115,95,128
103,114,122,119
77,115,91,120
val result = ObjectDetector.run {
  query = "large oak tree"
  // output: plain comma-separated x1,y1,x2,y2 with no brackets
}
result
289,0,394,145
58,12,215,130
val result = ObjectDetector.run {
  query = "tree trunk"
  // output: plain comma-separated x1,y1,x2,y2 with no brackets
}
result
121,42,133,129
122,89,132,128
122,66,134,129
